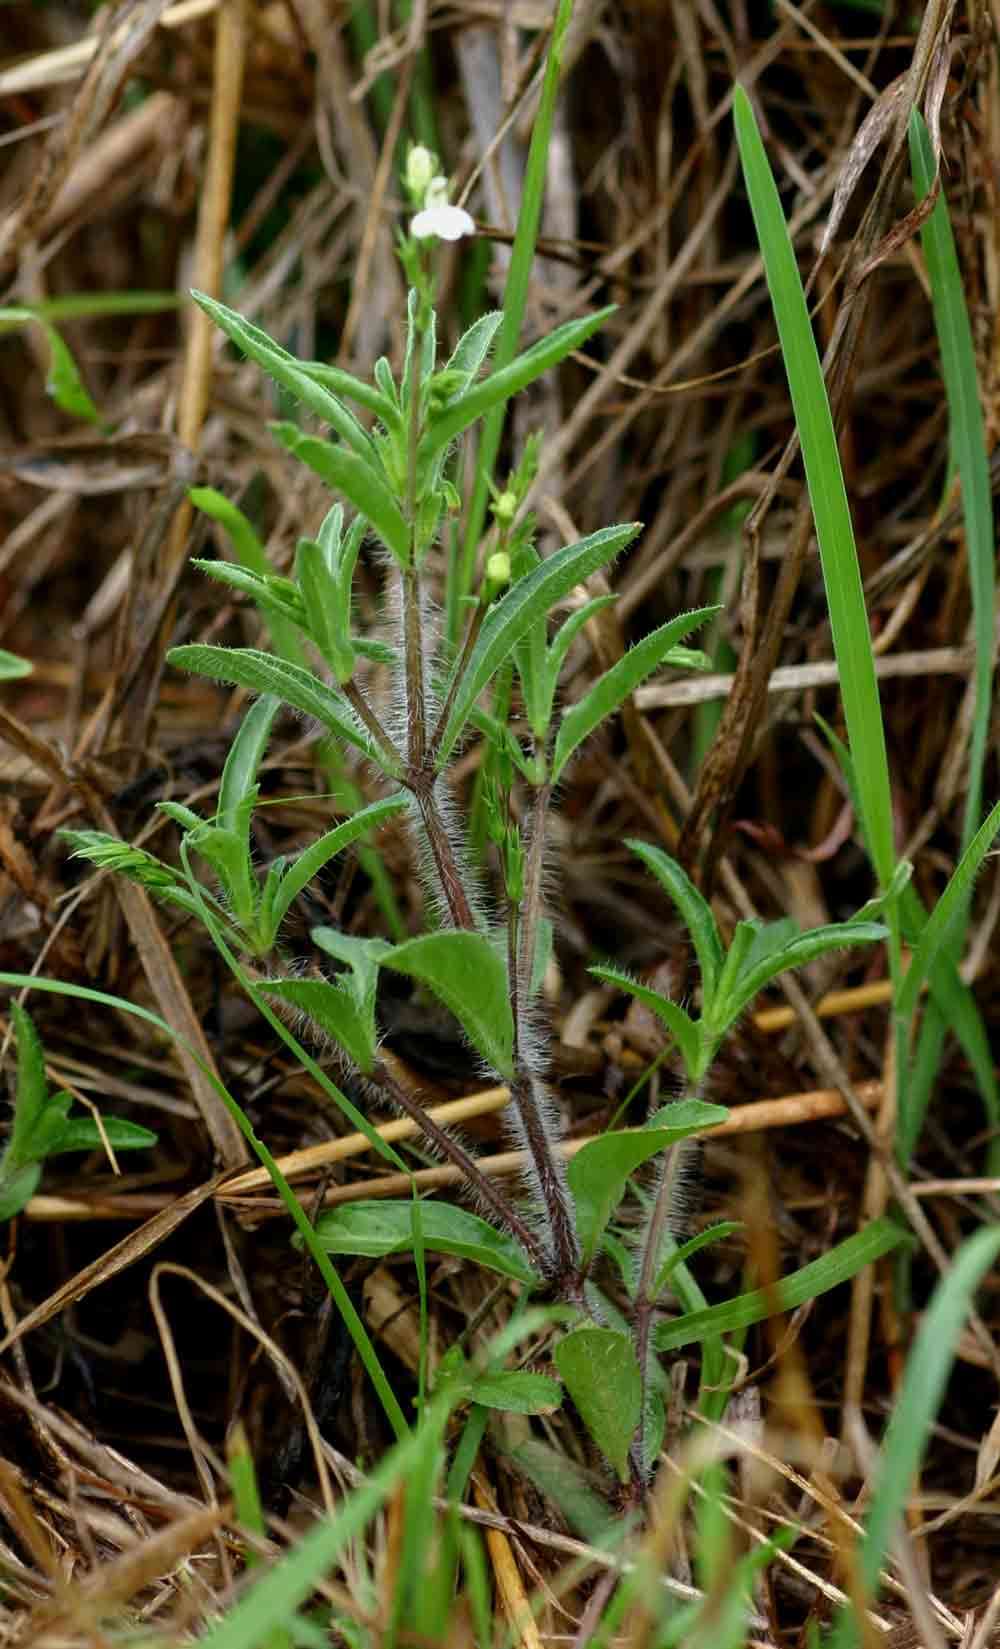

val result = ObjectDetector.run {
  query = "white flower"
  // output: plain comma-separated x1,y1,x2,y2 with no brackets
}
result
410,203,476,242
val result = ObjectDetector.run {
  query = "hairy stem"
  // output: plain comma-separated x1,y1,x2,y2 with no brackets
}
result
373,1057,546,1270
507,1065,578,1288
631,1142,684,1479
412,778,477,930
402,567,427,769
427,599,485,764
517,760,552,1001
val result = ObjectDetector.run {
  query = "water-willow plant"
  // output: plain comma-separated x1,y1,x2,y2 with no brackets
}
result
62,150,906,1495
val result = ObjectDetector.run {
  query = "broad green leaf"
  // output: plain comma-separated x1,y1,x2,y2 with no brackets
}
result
897,798,1000,1023
554,1328,641,1483
624,840,725,1004
422,307,616,459
0,649,31,680
191,291,377,460
272,424,409,564
166,646,379,764
218,695,278,836
568,1100,728,1266
551,606,719,784
588,965,703,1081
310,1200,536,1284
469,1371,562,1414
265,976,376,1073
654,1215,908,1351
436,523,641,765
384,932,514,1078
507,1439,621,1545
50,1115,158,1154
268,798,406,937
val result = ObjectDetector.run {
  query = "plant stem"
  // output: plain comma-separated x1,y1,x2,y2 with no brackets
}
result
372,1057,546,1270
427,598,485,763
517,757,552,1000
631,1142,684,1479
506,1065,578,1288
411,776,477,930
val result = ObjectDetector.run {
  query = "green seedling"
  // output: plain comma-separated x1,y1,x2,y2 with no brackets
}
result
1,1003,157,1219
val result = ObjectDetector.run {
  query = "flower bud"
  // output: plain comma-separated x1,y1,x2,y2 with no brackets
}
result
404,144,436,204
492,489,517,526
486,551,511,588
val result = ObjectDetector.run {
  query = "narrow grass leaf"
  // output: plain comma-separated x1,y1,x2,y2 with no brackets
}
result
833,1226,1000,1644
910,111,995,851
733,86,894,889
655,1215,908,1351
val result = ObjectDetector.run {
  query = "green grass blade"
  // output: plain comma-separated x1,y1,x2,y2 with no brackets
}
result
733,86,894,891
897,797,1000,1023
831,1226,1000,1646
910,111,995,852
450,0,576,643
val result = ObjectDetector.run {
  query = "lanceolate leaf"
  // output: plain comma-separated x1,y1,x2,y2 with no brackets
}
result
268,798,407,935
265,976,376,1072
721,920,887,1026
554,1328,641,1483
624,840,725,1004
436,524,641,765
551,606,719,784
218,695,279,836
421,307,616,459
384,932,514,1079
469,1371,562,1414
191,291,379,459
654,1215,908,1352
272,425,409,564
166,647,378,762
588,965,702,1081
443,312,503,390
897,797,1000,1023
9,1004,49,1163
310,1200,537,1284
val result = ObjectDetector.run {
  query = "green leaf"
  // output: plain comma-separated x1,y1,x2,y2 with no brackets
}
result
166,646,380,764
624,840,725,1005
384,932,514,1079
554,1328,641,1483
187,825,254,923
719,919,888,1027
310,1200,537,1283
0,1163,41,1221
849,1226,1000,1616
423,307,616,460
8,1003,49,1165
551,606,719,784
443,312,503,390
897,798,1000,1024
49,1115,158,1154
436,523,641,766
0,649,31,680
655,1215,909,1351
265,976,377,1073
653,1221,743,1298
296,539,355,682
272,424,409,565
734,87,894,891
469,1371,562,1414
296,358,398,425
588,965,704,1082
267,798,407,939
190,291,377,461
189,489,306,664
218,695,279,836
569,1101,728,1266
